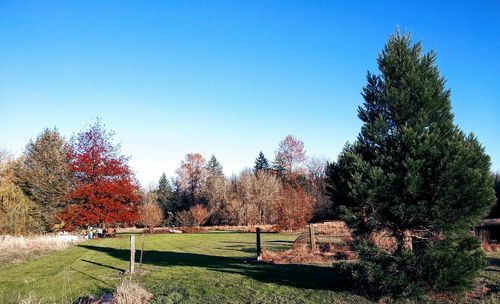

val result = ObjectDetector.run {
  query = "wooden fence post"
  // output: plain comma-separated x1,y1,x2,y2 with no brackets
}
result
129,235,136,273
309,224,316,252
256,227,262,261
139,230,145,273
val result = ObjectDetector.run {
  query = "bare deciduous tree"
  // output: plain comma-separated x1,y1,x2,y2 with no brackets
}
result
274,135,306,174
231,169,281,225
306,157,332,220
176,153,207,206
190,204,209,227
175,210,194,227
139,203,164,232
0,149,12,167
205,176,228,225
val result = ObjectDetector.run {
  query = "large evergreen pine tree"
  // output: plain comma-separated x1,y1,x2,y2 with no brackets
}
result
18,128,71,229
254,151,270,172
326,32,495,296
157,173,174,214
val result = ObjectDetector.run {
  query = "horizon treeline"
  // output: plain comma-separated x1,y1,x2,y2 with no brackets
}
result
152,134,334,229
1,119,499,236
0,120,500,235
0,120,339,234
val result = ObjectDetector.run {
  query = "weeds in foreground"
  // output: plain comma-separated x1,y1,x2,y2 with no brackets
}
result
113,277,153,304
0,235,81,266
16,293,43,304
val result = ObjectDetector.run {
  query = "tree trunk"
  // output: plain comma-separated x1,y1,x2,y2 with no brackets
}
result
396,229,413,253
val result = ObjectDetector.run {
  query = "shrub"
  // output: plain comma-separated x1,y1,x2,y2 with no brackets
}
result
139,202,164,232
420,235,486,292
273,178,313,230
338,243,422,298
189,204,209,227
0,181,44,236
175,210,194,227
339,235,486,298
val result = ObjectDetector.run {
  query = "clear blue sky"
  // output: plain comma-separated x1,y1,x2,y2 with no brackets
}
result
0,1,498,185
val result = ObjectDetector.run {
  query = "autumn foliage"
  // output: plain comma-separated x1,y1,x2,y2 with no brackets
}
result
60,121,140,230
190,204,209,226
4,129,324,233
139,203,164,232
274,177,313,230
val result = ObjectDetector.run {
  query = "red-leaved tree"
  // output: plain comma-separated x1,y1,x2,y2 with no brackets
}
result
274,177,313,230
60,121,140,230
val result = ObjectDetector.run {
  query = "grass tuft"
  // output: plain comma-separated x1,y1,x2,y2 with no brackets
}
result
113,278,152,304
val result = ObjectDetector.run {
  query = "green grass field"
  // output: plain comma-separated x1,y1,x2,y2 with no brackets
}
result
0,232,498,303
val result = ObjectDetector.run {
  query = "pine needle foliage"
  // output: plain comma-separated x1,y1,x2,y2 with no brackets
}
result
327,31,496,297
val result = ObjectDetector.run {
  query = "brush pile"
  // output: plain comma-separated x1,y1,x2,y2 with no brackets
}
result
260,221,358,264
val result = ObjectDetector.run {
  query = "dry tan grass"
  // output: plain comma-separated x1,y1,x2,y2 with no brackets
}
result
371,230,397,252
121,225,280,234
261,247,331,264
117,227,144,233
113,279,152,304
290,222,357,262
16,293,43,304
261,246,357,265
0,234,82,265
313,221,352,238
482,242,500,252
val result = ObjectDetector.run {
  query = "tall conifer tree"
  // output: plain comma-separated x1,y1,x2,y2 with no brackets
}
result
326,32,495,296
204,155,227,222
157,173,174,213
206,155,224,179
19,128,71,229
254,151,270,172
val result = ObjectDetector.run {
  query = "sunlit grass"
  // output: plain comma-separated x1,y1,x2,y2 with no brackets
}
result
0,232,498,303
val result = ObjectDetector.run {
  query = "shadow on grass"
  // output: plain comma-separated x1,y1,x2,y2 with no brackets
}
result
81,259,126,273
78,244,347,291
485,257,500,274
487,257,500,267
265,240,294,243
222,240,294,252
70,267,112,287
219,245,257,254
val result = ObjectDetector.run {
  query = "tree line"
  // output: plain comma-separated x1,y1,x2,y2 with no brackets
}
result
0,121,142,234
1,119,497,235
152,135,332,230
0,121,333,234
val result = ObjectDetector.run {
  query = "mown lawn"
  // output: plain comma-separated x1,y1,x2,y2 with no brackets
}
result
0,232,498,304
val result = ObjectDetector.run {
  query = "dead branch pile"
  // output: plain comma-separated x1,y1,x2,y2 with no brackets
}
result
261,247,331,264
482,242,500,252
312,221,353,239
261,246,357,265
